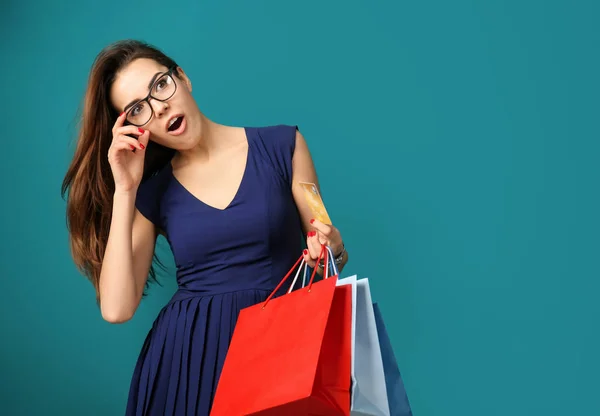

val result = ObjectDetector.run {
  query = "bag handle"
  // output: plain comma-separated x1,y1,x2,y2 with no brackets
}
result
288,245,339,292
307,244,326,291
287,257,308,294
262,244,326,309
324,245,340,279
295,245,338,286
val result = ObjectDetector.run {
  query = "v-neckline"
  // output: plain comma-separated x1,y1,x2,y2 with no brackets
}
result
168,127,251,212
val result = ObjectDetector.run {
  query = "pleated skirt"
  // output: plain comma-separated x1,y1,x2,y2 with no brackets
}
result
125,289,270,416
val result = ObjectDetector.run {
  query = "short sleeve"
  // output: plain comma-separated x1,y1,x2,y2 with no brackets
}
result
135,172,164,227
255,124,298,186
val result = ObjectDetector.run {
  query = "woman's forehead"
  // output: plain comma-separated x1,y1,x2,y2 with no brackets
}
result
111,59,168,110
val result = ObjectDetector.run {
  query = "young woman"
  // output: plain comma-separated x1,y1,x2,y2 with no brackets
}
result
62,39,348,415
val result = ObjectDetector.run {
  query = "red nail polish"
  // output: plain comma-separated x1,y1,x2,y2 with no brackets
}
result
303,249,308,255
120,112,125,116
139,143,145,150
310,219,315,224
308,231,316,237
138,128,145,133
130,145,135,150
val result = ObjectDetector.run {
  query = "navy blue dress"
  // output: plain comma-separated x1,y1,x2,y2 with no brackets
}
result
126,125,304,415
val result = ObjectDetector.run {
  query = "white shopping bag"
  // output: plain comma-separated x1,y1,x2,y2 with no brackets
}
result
327,249,390,416
350,277,390,415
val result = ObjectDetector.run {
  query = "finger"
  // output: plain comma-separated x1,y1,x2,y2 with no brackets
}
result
311,219,343,250
312,241,328,267
302,249,313,266
116,134,145,151
303,251,316,268
307,232,322,260
316,230,329,246
310,218,334,237
137,129,150,148
115,125,147,138
306,231,318,255
113,111,128,132
305,238,321,268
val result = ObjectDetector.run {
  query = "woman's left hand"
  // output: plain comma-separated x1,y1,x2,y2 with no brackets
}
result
303,219,344,268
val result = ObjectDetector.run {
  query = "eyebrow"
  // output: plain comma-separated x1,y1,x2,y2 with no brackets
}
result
123,71,163,112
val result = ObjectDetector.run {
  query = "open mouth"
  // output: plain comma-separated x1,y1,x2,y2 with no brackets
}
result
168,116,184,132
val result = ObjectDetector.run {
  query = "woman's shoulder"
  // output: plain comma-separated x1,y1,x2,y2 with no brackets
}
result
252,124,298,142
250,124,299,156
249,124,299,185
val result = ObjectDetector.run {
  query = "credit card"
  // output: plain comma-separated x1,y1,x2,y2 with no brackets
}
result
299,182,332,225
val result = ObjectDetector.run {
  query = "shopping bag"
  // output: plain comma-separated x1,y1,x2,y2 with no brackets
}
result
373,303,413,416
352,278,390,415
210,245,352,416
326,248,389,416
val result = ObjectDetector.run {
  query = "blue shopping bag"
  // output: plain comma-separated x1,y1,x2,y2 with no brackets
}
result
372,303,413,416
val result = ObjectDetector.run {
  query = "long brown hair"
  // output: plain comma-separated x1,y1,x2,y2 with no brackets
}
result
61,39,178,303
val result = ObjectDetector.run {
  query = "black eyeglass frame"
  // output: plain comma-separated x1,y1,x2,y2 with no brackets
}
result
123,67,178,127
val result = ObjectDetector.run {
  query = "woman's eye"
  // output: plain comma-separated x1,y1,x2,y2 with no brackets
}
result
156,80,167,91
132,103,144,115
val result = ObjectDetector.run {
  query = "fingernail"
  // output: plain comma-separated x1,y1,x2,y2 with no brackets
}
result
120,112,125,116
303,249,308,255
310,219,315,224
130,145,135,150
138,128,145,133
308,231,316,237
139,143,145,150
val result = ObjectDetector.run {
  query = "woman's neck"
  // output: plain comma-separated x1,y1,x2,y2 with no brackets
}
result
173,118,245,167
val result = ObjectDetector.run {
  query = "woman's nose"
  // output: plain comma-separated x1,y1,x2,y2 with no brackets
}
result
151,99,169,118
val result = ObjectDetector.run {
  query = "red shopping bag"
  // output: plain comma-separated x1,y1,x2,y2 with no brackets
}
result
210,246,352,416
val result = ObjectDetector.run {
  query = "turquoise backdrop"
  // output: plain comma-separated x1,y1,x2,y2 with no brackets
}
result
1,0,598,415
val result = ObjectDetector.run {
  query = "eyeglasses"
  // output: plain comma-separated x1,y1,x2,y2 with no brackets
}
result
124,68,177,127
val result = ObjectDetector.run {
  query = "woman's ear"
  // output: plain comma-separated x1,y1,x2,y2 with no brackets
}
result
176,67,192,92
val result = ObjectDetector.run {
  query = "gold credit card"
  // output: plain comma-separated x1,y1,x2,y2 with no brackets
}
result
299,182,332,225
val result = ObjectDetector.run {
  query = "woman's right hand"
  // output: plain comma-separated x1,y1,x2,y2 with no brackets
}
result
107,112,151,193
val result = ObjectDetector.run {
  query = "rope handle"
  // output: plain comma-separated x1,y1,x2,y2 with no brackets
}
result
262,244,326,309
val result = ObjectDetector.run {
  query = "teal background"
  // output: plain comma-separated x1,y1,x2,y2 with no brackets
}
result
1,0,598,414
